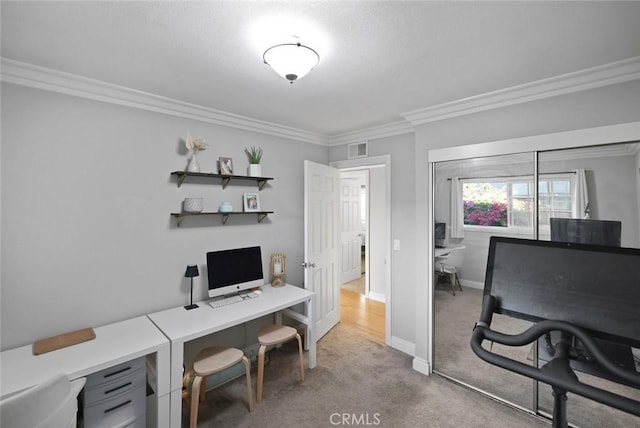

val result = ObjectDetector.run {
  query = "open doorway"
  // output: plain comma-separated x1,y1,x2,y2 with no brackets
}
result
339,170,368,295
335,160,389,344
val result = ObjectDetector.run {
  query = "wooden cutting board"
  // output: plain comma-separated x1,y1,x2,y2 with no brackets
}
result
33,327,96,355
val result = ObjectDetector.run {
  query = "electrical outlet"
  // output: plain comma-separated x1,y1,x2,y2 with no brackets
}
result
393,239,400,251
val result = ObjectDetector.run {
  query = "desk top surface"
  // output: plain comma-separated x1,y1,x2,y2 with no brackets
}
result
0,316,168,399
435,245,465,257
147,283,314,343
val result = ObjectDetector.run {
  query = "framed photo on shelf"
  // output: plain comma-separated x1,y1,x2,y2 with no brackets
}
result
219,157,233,175
243,192,261,212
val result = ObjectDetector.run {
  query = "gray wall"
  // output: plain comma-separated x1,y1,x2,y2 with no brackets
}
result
1,83,327,350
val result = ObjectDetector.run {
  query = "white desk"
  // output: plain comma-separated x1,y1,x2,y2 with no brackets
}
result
147,283,315,428
435,247,451,258
0,316,171,427
435,245,466,259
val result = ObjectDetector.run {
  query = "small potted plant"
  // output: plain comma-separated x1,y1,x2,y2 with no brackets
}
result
245,146,263,177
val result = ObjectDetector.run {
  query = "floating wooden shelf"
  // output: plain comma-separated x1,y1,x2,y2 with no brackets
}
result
171,211,274,226
170,171,273,190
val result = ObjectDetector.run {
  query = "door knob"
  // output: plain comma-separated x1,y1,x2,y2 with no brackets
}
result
301,262,316,269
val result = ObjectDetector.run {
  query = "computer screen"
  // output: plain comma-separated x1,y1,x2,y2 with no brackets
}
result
206,246,264,299
484,237,640,348
550,218,621,247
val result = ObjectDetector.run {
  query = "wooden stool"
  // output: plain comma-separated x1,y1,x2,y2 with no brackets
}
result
190,347,253,428
256,324,304,403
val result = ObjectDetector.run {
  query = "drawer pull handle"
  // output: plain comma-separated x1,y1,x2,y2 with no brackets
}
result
104,400,131,414
105,382,132,395
103,366,131,378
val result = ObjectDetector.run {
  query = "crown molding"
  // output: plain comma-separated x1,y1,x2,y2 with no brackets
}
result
327,120,414,146
402,56,640,126
0,58,329,146
4,57,639,146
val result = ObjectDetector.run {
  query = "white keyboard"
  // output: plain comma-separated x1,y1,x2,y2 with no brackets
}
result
208,292,259,309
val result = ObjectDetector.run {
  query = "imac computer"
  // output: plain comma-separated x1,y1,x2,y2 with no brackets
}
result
206,246,264,299
435,222,446,248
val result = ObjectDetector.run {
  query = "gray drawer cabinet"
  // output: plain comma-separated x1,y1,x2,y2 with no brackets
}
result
82,357,146,427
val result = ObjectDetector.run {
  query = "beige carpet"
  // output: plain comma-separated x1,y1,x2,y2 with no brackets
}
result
433,286,640,428
434,286,535,409
184,323,548,427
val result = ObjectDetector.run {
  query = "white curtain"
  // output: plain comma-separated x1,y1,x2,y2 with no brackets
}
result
573,168,590,219
450,177,465,238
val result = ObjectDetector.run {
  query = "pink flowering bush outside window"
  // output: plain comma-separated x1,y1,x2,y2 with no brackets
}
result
463,200,508,227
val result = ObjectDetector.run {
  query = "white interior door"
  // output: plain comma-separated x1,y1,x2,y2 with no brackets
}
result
340,173,365,284
304,160,340,340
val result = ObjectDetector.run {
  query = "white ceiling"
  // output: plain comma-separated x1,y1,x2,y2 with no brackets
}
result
2,1,640,138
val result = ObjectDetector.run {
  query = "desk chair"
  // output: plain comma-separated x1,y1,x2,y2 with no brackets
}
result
435,245,465,295
257,324,304,403
0,374,86,428
190,347,253,428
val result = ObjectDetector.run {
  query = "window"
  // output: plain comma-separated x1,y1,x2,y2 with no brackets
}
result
538,178,572,224
462,174,574,229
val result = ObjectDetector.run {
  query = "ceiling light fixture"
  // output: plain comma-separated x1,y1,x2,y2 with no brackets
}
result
263,40,319,83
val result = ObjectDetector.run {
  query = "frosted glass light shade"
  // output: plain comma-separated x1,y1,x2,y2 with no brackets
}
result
263,43,319,83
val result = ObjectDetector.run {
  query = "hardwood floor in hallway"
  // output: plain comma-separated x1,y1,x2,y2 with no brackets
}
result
340,287,385,344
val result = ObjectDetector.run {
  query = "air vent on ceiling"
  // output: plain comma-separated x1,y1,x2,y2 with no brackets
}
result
347,142,368,159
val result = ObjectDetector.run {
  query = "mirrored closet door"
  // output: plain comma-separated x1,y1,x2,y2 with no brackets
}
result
432,152,536,411
536,141,640,426
431,138,640,424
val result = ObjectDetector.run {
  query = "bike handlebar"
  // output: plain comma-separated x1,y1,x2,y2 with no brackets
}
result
470,295,640,416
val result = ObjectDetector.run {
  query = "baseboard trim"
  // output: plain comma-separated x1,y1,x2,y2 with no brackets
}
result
459,279,484,290
390,335,415,356
412,357,431,375
367,291,385,303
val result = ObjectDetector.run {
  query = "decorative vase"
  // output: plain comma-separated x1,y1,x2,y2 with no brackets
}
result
248,164,262,177
187,150,200,173
219,202,233,213
183,198,203,213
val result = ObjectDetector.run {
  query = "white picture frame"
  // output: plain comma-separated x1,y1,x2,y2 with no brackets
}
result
243,192,260,212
